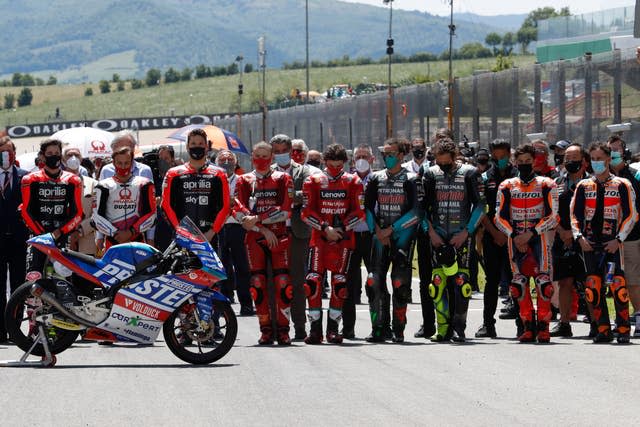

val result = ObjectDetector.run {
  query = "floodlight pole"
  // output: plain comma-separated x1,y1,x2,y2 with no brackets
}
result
306,0,310,105
236,55,244,138
447,0,455,131
384,0,394,138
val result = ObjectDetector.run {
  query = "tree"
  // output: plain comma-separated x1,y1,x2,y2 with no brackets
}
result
131,79,143,89
99,80,111,93
226,62,239,75
17,87,33,106
112,73,121,83
20,74,35,86
47,75,57,85
181,67,192,81
492,54,515,72
84,87,93,96
244,63,253,73
458,42,492,59
145,68,161,86
502,32,516,55
117,81,125,91
517,7,570,53
195,64,208,79
164,67,180,83
11,73,22,86
4,93,15,109
485,32,502,56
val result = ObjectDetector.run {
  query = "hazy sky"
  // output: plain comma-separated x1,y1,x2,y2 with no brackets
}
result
339,0,636,16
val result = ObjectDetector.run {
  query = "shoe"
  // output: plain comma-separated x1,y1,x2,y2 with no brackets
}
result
365,330,385,343
383,327,393,340
588,323,598,338
391,330,404,343
414,325,424,338
451,329,466,343
499,301,518,319
239,306,255,316
276,329,291,346
617,334,631,344
293,328,307,340
430,333,449,343
518,330,535,343
258,328,274,345
550,322,573,338
475,323,497,338
326,331,343,344
592,331,613,344
341,329,355,339
304,331,323,345
536,327,551,343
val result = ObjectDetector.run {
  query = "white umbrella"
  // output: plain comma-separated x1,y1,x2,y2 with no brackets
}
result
51,127,114,158
16,151,38,172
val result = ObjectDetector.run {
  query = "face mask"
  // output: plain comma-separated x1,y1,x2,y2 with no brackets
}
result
517,163,533,178
291,150,306,165
534,153,547,169
188,146,206,160
44,154,61,169
476,157,489,166
495,157,509,170
565,160,582,174
438,163,453,174
326,165,343,177
274,152,291,167
384,155,399,169
554,154,565,166
412,149,425,160
591,160,607,175
426,154,435,162
218,161,235,176
253,157,271,171
65,155,80,171
115,165,131,177
1,151,11,170
355,159,370,173
611,151,623,167
307,159,321,168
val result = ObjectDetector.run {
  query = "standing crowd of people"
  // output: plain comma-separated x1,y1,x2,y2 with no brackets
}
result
0,126,639,346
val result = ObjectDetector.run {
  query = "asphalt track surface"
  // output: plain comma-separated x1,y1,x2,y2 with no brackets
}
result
1,280,638,427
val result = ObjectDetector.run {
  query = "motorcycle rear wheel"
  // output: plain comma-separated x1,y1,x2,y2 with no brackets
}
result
5,282,80,356
163,299,237,365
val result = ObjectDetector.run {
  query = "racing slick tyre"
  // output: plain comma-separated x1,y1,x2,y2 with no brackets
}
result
163,299,237,365
5,282,79,356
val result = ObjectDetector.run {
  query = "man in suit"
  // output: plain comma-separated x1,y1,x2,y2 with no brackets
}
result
0,136,29,343
271,135,320,340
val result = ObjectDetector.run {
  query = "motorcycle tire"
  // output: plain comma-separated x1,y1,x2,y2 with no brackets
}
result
5,282,80,357
163,299,237,365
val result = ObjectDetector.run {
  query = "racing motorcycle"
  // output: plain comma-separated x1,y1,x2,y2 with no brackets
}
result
4,217,237,365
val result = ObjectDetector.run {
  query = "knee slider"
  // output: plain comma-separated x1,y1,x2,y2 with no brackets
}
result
584,275,602,306
535,274,553,301
275,273,293,304
510,274,528,302
392,278,411,303
366,273,375,288
249,274,266,304
331,274,348,300
304,272,322,299
610,276,629,304
454,273,472,299
429,270,446,301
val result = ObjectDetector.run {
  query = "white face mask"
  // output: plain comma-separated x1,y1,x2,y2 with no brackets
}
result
1,152,10,170
65,155,80,171
355,158,370,173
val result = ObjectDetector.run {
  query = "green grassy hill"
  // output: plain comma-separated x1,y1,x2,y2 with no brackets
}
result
0,56,536,127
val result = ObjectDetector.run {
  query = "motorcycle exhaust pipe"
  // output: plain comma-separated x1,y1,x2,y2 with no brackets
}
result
30,283,97,328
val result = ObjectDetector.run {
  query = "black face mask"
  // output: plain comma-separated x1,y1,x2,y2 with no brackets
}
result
565,160,582,174
412,149,425,160
44,154,61,169
438,163,453,174
426,154,435,162
517,163,533,179
554,154,565,166
476,157,489,166
307,160,321,168
188,146,206,160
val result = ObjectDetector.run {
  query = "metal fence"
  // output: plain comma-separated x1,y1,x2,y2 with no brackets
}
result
216,47,640,168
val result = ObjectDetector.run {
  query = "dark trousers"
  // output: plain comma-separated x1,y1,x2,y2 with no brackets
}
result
0,236,27,338
416,231,435,330
343,231,373,332
154,215,174,252
290,233,310,332
482,232,512,325
218,224,252,307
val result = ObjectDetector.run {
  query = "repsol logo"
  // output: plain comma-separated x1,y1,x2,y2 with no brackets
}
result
320,190,347,199
512,192,542,199
183,181,211,190
584,191,619,198
39,187,66,197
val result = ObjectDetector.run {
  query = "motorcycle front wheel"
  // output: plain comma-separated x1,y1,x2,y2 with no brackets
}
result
5,282,79,356
163,299,237,365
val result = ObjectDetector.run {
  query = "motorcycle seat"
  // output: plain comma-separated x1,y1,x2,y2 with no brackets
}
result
61,248,98,267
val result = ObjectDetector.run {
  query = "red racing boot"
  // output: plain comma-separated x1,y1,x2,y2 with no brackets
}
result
276,327,291,346
258,327,274,345
536,321,550,343
518,321,535,343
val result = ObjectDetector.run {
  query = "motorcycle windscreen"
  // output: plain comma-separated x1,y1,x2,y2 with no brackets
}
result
175,217,227,282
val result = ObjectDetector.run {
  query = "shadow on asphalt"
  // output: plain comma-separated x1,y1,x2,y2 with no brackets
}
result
50,363,238,369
